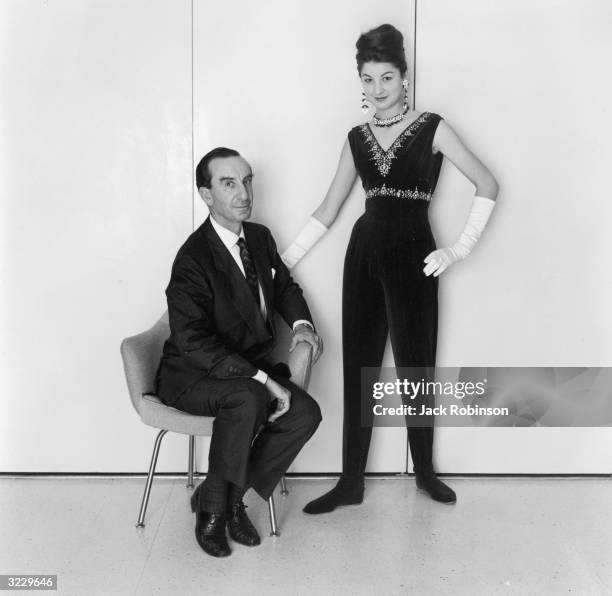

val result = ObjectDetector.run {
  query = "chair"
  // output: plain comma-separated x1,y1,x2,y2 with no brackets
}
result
120,311,313,537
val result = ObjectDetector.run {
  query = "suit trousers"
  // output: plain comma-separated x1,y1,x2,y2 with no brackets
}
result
342,197,438,479
173,374,321,504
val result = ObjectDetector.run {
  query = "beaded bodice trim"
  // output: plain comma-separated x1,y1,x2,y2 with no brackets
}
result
359,112,430,177
365,184,432,202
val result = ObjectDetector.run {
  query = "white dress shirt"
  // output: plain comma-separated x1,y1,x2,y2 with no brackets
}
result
210,216,313,384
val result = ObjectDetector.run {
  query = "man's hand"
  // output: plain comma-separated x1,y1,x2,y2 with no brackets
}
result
290,323,323,364
265,377,292,423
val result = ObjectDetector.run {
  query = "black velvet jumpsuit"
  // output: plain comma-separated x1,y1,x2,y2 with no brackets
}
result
342,111,444,478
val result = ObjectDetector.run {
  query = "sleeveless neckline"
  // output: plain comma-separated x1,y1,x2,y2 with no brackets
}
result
358,112,431,177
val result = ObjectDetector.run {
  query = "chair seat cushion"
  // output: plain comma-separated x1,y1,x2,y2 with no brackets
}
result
139,394,214,436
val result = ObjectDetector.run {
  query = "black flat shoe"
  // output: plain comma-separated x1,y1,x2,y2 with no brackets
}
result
195,511,231,557
416,475,457,504
302,477,364,514
227,501,261,546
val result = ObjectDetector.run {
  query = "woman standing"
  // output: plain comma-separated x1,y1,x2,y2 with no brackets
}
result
282,24,499,513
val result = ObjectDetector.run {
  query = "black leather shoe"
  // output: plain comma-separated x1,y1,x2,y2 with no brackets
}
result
416,475,457,503
227,501,261,546
302,477,364,514
195,511,231,557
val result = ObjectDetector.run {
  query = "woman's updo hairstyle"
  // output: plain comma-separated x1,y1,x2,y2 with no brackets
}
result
355,24,407,76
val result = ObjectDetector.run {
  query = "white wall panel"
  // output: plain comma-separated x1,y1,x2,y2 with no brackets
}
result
415,0,612,472
0,0,192,471
193,0,415,472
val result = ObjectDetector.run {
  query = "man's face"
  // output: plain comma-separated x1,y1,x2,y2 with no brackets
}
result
200,156,254,232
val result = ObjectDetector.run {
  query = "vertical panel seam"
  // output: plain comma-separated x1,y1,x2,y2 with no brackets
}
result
412,0,417,111
191,0,195,231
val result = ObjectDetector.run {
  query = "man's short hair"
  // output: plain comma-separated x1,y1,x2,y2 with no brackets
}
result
195,147,241,189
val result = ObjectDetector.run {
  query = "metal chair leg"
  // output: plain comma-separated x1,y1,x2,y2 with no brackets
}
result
268,494,280,537
280,476,289,496
187,435,196,488
136,429,167,528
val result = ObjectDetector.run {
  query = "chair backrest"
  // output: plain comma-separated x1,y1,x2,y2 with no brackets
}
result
120,310,315,415
120,311,169,414
287,341,313,390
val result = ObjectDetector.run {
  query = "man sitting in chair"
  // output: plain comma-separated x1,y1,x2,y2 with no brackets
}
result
156,147,323,558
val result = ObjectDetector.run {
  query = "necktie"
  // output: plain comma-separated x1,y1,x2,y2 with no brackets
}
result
236,238,260,306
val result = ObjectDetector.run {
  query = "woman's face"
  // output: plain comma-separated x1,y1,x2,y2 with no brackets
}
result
359,62,405,113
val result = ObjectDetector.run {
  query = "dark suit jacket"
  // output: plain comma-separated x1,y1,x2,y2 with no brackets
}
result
156,217,313,406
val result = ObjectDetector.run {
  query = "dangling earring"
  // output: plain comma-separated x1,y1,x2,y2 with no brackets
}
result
402,79,410,111
361,91,370,113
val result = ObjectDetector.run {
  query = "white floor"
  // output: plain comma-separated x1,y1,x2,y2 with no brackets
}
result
1,477,611,595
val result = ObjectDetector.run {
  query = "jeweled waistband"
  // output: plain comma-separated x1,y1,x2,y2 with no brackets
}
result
365,184,432,202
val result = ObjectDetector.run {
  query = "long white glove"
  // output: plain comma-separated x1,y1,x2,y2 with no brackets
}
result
423,196,496,277
281,216,328,269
